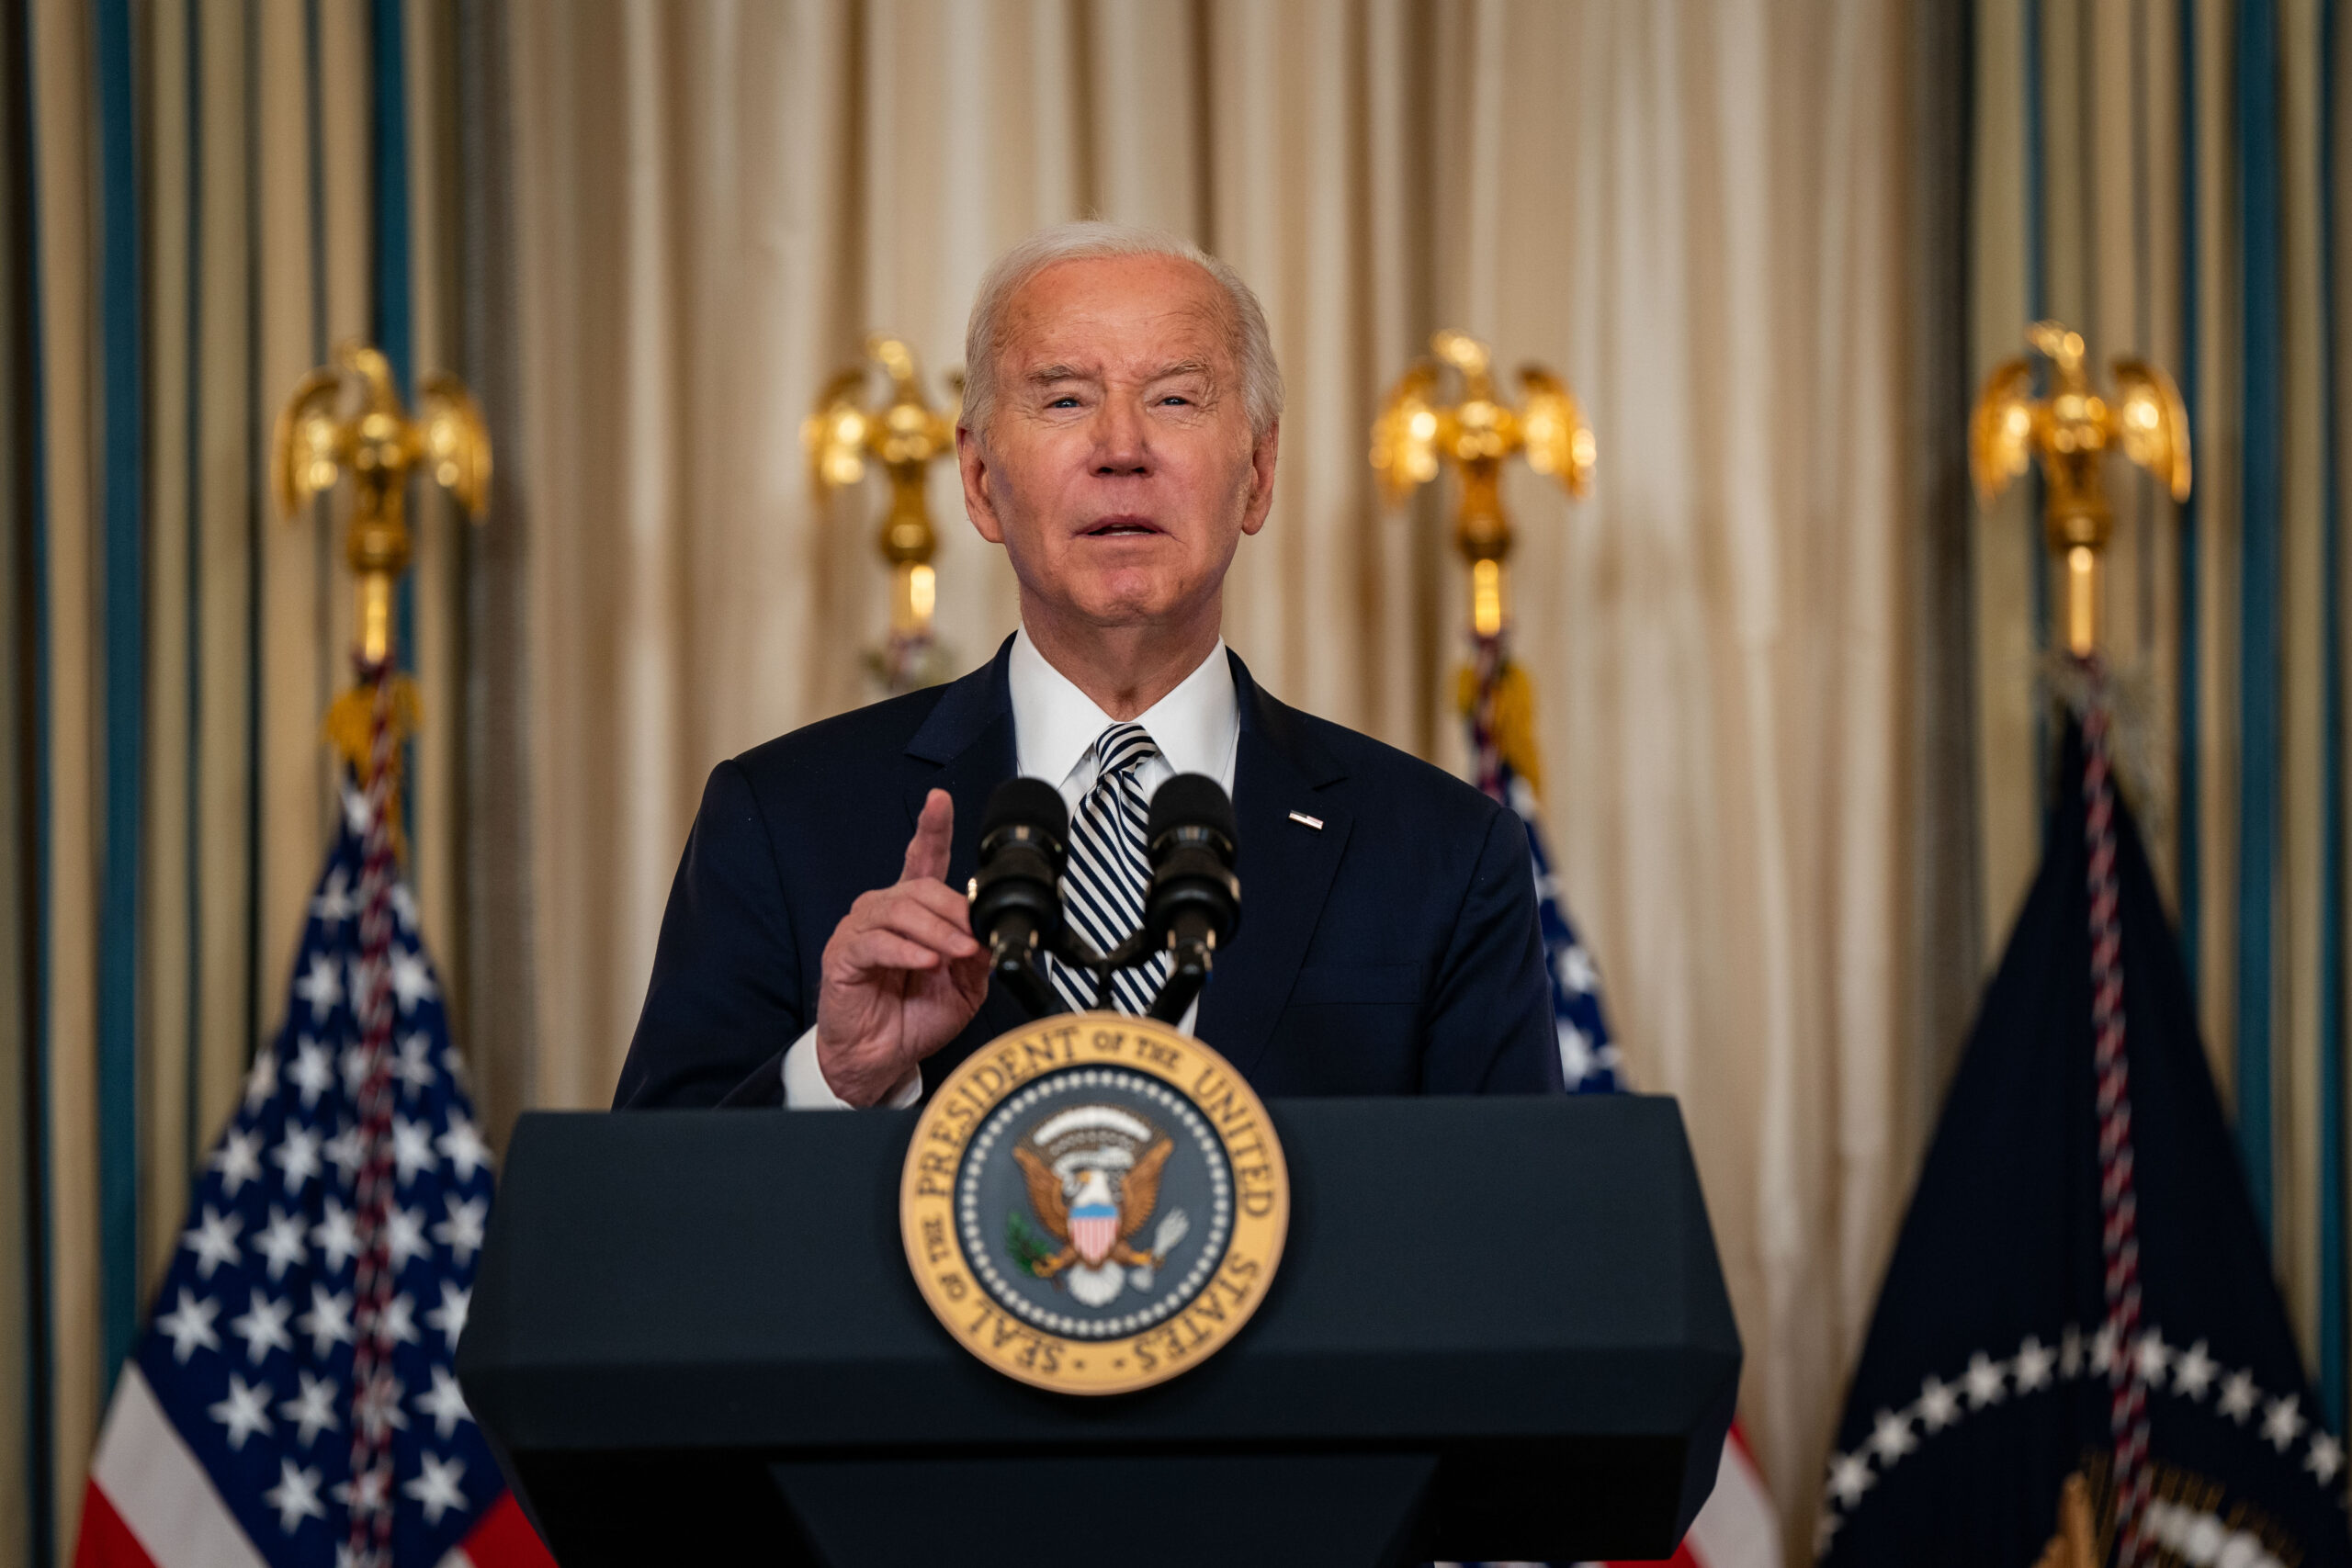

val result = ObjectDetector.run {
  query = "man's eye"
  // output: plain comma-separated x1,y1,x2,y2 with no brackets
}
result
1048,396,1080,408
1159,395,1192,406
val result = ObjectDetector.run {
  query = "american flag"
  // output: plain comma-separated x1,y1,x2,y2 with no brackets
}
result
1510,771,1622,1094
1461,636,1783,1568
74,774,549,1568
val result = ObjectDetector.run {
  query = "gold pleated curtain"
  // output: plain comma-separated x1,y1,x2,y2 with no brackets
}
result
506,3,1911,1554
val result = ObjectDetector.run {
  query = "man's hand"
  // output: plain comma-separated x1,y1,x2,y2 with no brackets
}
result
814,789,991,1105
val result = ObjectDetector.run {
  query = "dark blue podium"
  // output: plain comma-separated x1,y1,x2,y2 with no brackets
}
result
458,1095,1739,1566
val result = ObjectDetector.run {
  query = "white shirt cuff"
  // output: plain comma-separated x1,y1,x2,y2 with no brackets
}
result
780,1027,922,1109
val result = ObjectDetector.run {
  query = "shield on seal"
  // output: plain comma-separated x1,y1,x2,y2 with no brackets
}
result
1068,1169,1119,1267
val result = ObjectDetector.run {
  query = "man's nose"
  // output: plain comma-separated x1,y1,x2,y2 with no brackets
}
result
1091,397,1150,477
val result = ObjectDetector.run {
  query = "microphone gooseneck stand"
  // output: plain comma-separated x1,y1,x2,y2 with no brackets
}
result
968,773,1240,1029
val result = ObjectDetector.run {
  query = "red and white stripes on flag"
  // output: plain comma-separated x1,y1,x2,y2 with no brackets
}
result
74,1364,544,1568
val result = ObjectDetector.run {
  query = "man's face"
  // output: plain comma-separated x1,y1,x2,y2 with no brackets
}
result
959,254,1278,635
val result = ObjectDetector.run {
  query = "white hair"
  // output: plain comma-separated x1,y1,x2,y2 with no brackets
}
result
960,221,1284,442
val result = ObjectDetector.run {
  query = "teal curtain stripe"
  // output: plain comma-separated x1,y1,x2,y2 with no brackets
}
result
2235,0,2285,1243
2178,0,2205,998
2317,0,2346,1437
369,0,416,854
2025,0,2052,806
93,0,144,1385
10,0,58,1555
181,0,204,1184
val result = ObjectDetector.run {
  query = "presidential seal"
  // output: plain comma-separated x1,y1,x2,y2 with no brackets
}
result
900,1012,1288,1394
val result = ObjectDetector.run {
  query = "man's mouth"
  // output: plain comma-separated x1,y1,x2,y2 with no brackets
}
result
1082,516,1162,537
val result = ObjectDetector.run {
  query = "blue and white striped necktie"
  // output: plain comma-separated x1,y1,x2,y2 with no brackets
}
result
1050,722,1171,1015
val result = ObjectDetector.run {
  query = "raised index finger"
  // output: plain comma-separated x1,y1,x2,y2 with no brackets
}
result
900,788,955,885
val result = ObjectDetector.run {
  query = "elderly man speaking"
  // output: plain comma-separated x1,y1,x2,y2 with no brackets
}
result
614,224,1563,1111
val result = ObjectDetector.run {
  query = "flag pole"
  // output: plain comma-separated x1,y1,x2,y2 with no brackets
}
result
1371,328,1592,799
274,341,489,839
1969,320,2191,661
1969,319,2191,1568
805,333,962,694
70,340,535,1568
273,342,490,1562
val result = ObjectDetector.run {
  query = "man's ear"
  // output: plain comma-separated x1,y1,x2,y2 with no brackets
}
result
957,423,1006,545
1238,420,1280,537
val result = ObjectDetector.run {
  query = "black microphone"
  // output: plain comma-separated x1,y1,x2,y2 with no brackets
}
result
969,778,1070,1018
1138,773,1239,1023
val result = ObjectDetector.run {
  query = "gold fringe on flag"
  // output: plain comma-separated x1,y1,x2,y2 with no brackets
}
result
1456,656,1544,802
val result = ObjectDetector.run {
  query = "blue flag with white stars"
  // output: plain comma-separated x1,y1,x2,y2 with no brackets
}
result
1818,722,2352,1566
1489,771,1619,1094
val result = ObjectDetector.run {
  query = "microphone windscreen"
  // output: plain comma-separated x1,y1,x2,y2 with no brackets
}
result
1147,773,1236,847
981,776,1070,844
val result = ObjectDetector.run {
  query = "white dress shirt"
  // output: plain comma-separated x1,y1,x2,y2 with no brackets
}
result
781,629,1240,1108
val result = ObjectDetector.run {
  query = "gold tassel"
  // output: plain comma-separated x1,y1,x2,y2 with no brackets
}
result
322,674,423,857
1454,658,1544,801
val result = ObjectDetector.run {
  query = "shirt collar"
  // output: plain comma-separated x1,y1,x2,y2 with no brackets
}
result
1009,628,1237,786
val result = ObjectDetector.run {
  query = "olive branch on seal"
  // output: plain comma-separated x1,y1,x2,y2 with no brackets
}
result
1006,1211,1057,1276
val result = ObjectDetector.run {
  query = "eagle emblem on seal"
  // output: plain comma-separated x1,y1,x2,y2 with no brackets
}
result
1008,1104,1192,1308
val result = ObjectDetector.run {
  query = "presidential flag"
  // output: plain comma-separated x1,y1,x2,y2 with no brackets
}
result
1462,635,1783,1568
1817,693,2352,1565
72,757,549,1568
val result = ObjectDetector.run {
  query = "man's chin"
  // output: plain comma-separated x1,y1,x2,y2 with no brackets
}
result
1058,581,1195,630
1010,548,1220,635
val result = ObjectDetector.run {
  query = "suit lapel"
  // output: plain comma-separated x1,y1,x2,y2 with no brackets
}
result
903,637,1034,1048
902,633,1017,837
1195,654,1351,1077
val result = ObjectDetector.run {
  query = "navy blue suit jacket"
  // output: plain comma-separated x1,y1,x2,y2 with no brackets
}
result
612,638,1564,1108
